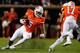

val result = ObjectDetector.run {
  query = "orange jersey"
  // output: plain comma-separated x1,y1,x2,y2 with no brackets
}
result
63,6,80,21
8,12,17,21
24,22,37,32
24,9,45,32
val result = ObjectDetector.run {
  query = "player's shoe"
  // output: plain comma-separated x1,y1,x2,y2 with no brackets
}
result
77,34,80,42
1,46,10,50
48,48,52,52
9,45,16,49
48,48,55,52
63,42,72,47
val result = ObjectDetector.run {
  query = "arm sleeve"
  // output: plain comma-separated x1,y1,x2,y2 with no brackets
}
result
34,18,45,23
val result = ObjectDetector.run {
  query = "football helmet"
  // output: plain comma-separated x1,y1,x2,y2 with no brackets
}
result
34,6,43,17
68,1,75,7
63,3,68,6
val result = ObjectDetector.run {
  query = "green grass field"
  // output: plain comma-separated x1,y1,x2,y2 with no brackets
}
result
0,38,80,53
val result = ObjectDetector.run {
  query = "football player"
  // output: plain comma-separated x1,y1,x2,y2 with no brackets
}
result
1,6,45,49
59,2,74,46
49,1,80,52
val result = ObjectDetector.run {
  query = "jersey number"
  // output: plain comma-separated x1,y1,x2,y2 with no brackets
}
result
67,6,75,14
29,21,32,27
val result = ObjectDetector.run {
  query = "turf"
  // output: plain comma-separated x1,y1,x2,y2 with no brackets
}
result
0,38,80,53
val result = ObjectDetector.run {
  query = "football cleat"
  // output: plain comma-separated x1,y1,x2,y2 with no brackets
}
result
77,34,80,42
1,46,9,50
48,48,52,52
9,45,16,49
48,48,55,52
63,42,72,47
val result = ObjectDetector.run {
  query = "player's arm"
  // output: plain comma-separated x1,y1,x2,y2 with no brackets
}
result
39,21,46,38
20,15,28,24
28,17,45,24
23,8,33,19
60,11,64,21
58,10,64,24
20,9,31,24
57,5,65,23
20,13,29,25
20,18,29,25
35,17,45,23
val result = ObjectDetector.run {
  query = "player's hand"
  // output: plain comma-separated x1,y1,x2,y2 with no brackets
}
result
40,34,46,38
20,19,29,24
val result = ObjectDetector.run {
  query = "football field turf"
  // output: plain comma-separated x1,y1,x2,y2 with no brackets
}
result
0,38,80,53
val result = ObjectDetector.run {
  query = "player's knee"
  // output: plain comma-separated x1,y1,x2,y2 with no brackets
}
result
25,37,31,40
10,38,14,41
23,36,31,40
23,34,32,40
22,37,29,41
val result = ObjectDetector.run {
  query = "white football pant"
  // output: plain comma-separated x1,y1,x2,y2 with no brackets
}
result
49,16,78,49
10,25,32,47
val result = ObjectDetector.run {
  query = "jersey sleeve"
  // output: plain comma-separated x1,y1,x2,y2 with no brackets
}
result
29,17,45,24
34,17,45,23
25,9,33,16
25,9,34,20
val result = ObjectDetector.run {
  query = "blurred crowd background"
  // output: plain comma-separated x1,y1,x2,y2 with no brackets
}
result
0,0,80,5
0,0,80,38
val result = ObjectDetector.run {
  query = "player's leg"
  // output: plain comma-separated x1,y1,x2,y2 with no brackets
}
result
63,30,73,46
76,25,80,41
2,20,9,37
49,19,70,51
9,26,26,46
10,32,32,49
63,16,77,46
77,34,80,41
1,26,24,49
73,19,80,41
67,32,73,42
49,34,65,51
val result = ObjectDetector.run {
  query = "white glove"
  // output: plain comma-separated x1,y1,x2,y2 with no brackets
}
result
40,34,46,38
20,19,26,24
